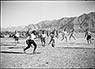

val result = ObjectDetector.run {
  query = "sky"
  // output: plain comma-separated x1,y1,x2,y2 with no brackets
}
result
1,1,95,28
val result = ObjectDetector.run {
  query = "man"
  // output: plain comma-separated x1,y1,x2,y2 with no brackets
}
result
24,30,37,54
13,31,20,44
69,29,76,40
61,30,68,42
84,29,92,44
48,31,55,47
41,30,47,46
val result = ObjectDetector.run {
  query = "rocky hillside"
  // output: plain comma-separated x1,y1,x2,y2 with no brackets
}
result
1,26,25,32
1,12,95,33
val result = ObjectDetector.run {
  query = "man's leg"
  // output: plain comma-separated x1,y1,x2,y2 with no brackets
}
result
15,39,18,46
87,40,89,44
41,38,44,46
41,38,43,44
87,37,89,44
89,39,92,44
24,39,31,53
65,36,67,42
48,38,52,45
32,40,37,54
52,39,55,47
61,35,64,41
72,35,76,40
43,38,45,46
24,44,31,53
56,34,58,39
17,37,19,43
69,34,72,40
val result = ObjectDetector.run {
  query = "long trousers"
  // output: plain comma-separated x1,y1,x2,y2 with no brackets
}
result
48,38,55,47
24,39,37,52
41,37,46,46
69,34,76,40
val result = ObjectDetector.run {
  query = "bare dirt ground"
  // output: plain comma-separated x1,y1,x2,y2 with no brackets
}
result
0,33,95,68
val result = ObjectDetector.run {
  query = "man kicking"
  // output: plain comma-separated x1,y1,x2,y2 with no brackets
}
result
24,30,37,54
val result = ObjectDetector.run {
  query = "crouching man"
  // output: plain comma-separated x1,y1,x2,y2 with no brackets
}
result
24,31,37,54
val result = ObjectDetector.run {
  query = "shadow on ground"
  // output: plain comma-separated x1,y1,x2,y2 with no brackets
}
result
0,51,41,55
0,43,16,46
1,42,25,46
56,46,95,49
59,42,91,45
7,46,25,49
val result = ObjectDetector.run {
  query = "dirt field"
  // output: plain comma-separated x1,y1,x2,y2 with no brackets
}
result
0,33,95,68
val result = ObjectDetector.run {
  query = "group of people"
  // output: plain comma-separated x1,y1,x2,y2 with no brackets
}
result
13,28,94,54
23,29,56,54
23,28,77,54
60,29,76,42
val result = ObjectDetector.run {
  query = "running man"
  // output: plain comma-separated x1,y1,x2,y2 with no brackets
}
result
41,30,47,46
84,29,92,44
24,30,37,54
13,31,20,44
48,31,55,47
69,29,76,40
61,30,68,42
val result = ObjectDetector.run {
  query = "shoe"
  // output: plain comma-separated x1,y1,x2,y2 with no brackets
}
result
52,44,54,47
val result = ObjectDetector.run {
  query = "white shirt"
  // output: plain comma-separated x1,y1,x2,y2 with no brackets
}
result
31,33,36,40
42,34,46,38
64,31,67,34
26,33,36,40
88,31,91,35
15,33,20,37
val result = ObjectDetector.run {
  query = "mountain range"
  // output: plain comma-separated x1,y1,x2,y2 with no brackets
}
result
1,12,95,33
